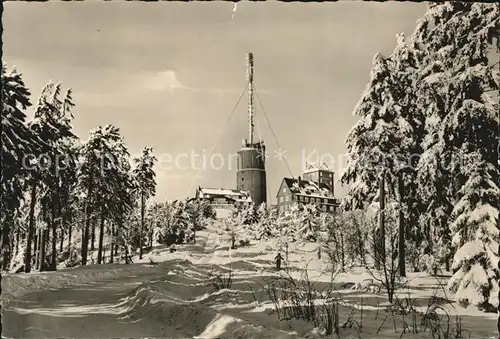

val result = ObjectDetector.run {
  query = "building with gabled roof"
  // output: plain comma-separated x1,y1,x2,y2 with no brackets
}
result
194,186,253,219
276,174,339,214
191,53,267,219
302,162,335,194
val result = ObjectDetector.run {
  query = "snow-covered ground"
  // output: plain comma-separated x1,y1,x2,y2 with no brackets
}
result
2,222,498,339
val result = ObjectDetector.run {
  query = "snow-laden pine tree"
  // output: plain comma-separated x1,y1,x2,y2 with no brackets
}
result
341,54,392,211
276,205,303,260
78,125,132,265
27,82,77,271
448,157,499,309
387,34,427,272
132,146,157,258
409,2,499,307
148,201,164,245
295,203,320,243
227,203,257,246
413,3,499,274
184,198,210,244
341,37,422,210
255,203,275,240
341,31,428,274
153,200,176,245
1,64,42,271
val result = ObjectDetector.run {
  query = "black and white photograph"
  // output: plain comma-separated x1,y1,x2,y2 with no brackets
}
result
1,1,499,338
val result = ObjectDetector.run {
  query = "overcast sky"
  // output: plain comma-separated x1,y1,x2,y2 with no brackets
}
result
4,2,427,203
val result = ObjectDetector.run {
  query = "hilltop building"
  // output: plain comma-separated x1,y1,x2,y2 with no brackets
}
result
194,187,252,219
193,53,267,218
236,53,267,207
302,163,335,194
276,164,339,214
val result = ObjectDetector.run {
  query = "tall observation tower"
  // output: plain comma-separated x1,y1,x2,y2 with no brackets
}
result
236,53,267,206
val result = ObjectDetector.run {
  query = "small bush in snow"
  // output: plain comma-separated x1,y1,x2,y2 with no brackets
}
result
239,239,251,247
418,253,441,276
211,271,232,291
65,248,81,268
265,268,345,337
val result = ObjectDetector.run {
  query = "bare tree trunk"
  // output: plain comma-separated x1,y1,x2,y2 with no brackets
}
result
114,228,119,256
340,233,345,271
35,229,40,270
91,215,96,251
50,202,58,271
35,229,40,269
2,219,12,271
376,172,386,270
59,229,64,253
25,182,37,273
139,191,145,259
59,204,65,254
398,172,406,277
38,229,48,271
110,223,114,264
81,173,94,266
445,254,451,272
67,214,72,250
33,231,38,265
97,209,105,264
124,244,130,264
15,230,20,256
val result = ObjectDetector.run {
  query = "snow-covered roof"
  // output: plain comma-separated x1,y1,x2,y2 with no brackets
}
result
303,162,334,174
234,197,253,203
282,178,336,199
198,187,250,197
196,187,253,204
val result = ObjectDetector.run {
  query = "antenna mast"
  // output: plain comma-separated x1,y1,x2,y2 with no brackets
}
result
246,53,254,145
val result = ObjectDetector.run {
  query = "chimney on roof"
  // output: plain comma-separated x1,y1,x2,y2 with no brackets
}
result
298,176,301,186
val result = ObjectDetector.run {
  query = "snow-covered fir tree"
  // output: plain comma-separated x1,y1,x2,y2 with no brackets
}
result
409,2,499,306
448,157,499,310
341,42,419,211
275,205,303,257
27,82,77,271
78,125,133,265
295,203,320,242
255,203,275,240
173,201,193,243
413,3,499,273
341,53,392,211
132,146,157,258
1,64,44,271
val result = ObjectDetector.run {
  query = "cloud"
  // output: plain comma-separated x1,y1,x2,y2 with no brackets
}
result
145,69,193,92
137,69,274,96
